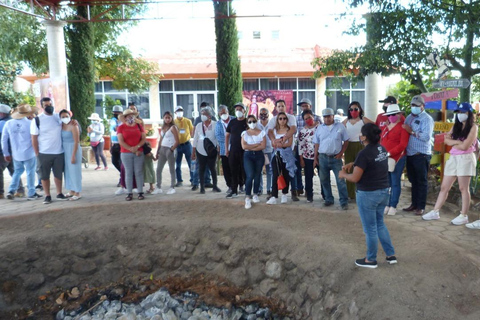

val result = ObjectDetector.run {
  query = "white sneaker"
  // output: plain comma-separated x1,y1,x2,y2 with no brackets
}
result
266,197,277,205
151,188,163,195
115,188,125,195
252,194,260,203
422,210,440,221
245,198,252,209
166,188,176,195
451,213,469,225
384,206,390,215
466,220,480,229
387,207,397,216
281,194,288,204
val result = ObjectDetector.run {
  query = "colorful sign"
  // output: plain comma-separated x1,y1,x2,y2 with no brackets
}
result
432,79,471,89
242,90,294,117
421,89,459,103
33,76,70,113
434,121,454,132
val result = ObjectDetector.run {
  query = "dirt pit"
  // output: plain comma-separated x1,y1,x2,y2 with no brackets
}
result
1,200,480,319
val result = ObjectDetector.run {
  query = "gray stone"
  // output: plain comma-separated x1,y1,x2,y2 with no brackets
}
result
230,267,248,287
117,245,128,256
245,303,259,314
72,260,97,275
258,279,277,296
217,236,232,249
265,260,283,279
20,273,45,290
222,249,244,267
43,259,65,278
247,262,264,284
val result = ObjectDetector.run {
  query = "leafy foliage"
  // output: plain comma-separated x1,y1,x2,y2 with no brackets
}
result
213,1,243,114
0,60,35,108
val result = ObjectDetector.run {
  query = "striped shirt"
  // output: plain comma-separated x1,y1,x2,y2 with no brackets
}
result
405,111,434,156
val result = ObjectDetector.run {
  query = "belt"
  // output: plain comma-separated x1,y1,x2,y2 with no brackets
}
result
320,153,337,158
179,141,191,146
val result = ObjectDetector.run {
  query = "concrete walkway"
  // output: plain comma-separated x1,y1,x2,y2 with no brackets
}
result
1,159,479,257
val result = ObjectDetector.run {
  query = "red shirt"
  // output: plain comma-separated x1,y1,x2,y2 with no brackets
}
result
117,123,144,153
380,121,410,161
376,113,406,132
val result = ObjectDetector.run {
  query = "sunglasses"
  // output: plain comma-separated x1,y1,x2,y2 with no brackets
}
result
278,117,287,120
248,121,257,124
260,113,268,116
349,108,359,111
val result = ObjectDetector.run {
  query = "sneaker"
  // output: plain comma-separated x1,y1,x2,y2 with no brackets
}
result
27,193,43,200
451,213,469,225
306,197,313,203
191,185,199,191
252,194,260,203
204,183,214,188
56,193,69,201
341,204,349,210
175,181,183,187
166,188,176,195
386,256,398,265
239,186,245,194
200,188,205,194
94,166,102,170
212,186,221,193
226,187,232,194
245,198,252,209
384,206,390,215
226,192,238,199
281,194,288,204
387,207,397,216
422,209,440,221
152,188,163,195
324,201,334,207
355,258,378,269
266,197,277,205
115,188,126,195
35,184,43,190
6,192,14,200
43,196,52,204
466,220,480,229
104,167,109,171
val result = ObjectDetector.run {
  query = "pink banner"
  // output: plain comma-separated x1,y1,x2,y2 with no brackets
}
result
33,76,70,113
242,90,294,117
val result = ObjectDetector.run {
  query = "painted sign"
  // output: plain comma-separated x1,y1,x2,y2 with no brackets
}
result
432,79,471,89
421,89,459,103
434,121,454,132
242,90,294,117
33,76,70,112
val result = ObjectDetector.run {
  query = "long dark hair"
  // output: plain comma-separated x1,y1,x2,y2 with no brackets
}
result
451,111,474,140
163,111,174,130
361,123,381,144
347,101,364,120
275,112,290,131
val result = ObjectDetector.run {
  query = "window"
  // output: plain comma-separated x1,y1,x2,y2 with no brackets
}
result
325,77,366,113
175,79,215,91
260,78,278,90
243,79,259,90
253,31,261,39
271,30,279,40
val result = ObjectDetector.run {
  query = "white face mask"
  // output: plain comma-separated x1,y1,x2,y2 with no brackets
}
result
201,115,208,122
61,117,71,124
235,110,244,118
176,111,183,118
457,113,468,123
248,122,256,130
220,114,229,121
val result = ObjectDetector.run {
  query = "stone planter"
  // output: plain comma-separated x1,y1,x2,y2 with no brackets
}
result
103,136,111,151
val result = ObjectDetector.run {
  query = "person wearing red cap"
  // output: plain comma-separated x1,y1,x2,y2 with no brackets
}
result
376,96,397,131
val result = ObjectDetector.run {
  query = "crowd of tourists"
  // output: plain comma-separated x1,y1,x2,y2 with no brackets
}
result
1,95,480,268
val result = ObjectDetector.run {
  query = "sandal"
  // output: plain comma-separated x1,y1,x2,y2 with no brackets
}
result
69,195,81,201
145,188,154,194
138,193,145,200
125,193,133,201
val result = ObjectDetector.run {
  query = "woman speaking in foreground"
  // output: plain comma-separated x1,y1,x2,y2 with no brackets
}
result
339,123,397,269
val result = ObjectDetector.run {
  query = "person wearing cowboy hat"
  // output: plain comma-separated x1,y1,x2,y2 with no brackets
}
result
1,104,42,200
117,108,146,201
87,112,108,171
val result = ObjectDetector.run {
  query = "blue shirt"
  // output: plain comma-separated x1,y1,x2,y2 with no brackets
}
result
313,122,349,155
405,111,434,156
110,117,120,143
214,116,234,156
1,118,35,161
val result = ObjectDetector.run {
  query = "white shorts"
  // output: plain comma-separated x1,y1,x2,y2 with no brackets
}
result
444,153,476,177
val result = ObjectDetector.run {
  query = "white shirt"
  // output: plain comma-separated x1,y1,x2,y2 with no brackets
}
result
241,130,266,145
30,113,63,154
160,126,176,148
192,121,218,157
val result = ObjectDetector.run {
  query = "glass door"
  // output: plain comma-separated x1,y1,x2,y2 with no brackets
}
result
175,94,195,122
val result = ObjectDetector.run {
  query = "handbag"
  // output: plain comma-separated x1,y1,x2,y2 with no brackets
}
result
137,124,151,154
202,124,217,158
388,157,396,172
90,141,100,147
275,152,287,190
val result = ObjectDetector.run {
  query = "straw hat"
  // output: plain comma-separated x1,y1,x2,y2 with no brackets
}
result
12,104,38,120
118,109,140,124
88,113,102,121
384,104,402,116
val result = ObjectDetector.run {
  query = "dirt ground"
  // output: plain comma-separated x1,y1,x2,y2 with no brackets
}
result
1,199,480,319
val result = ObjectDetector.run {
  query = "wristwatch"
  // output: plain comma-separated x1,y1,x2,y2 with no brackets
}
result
411,131,415,136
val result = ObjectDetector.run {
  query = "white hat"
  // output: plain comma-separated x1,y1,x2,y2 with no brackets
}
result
88,113,102,121
112,105,123,113
175,106,184,112
384,104,402,116
0,104,11,114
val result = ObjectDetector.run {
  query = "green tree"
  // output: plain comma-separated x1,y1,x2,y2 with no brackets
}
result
213,0,243,114
312,0,480,102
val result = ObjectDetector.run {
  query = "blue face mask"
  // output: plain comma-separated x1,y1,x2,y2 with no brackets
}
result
411,106,422,115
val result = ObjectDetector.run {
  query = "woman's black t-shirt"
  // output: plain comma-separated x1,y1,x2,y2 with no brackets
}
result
354,143,390,191
226,118,248,152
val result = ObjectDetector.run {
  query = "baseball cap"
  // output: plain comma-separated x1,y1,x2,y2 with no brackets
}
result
234,102,245,109
175,106,184,112
411,95,425,107
322,108,334,116
112,105,123,113
379,96,397,104
0,104,11,114
454,102,473,113
297,98,312,106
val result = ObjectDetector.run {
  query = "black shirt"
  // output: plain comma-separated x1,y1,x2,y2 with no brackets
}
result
226,118,248,152
354,143,390,191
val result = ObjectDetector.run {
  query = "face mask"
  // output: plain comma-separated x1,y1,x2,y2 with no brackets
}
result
61,117,71,124
350,110,359,118
91,120,98,124
259,114,268,121
220,114,229,121
235,110,244,118
388,115,398,123
201,115,208,122
113,114,119,119
411,106,422,115
248,122,256,130
44,106,54,114
457,113,468,123
305,118,314,126
126,116,135,125
176,111,183,118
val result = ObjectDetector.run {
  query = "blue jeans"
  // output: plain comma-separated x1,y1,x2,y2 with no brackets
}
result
9,157,36,197
293,149,304,191
318,154,348,206
243,151,265,197
406,154,431,210
175,142,193,184
356,188,395,262
388,156,406,208
259,152,272,193
193,161,211,186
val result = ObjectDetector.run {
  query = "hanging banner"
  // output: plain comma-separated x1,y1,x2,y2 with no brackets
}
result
33,76,70,113
242,90,294,117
